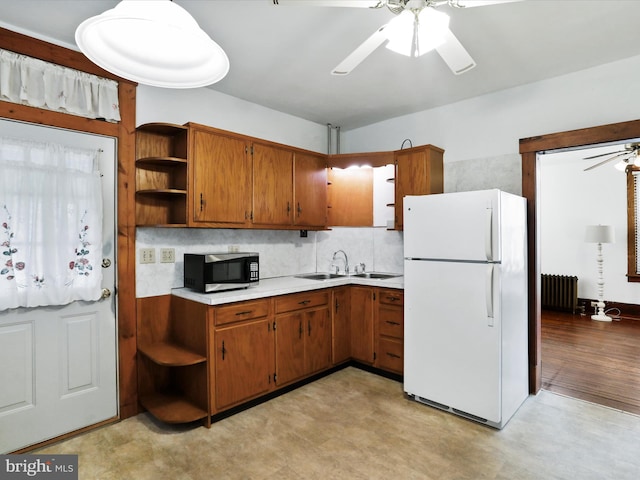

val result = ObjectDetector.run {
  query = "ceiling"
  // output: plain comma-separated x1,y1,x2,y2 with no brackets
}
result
2,0,640,131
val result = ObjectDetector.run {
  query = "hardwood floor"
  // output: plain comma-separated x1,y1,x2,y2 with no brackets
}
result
541,309,640,415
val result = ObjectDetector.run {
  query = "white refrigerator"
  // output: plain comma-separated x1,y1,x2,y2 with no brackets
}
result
403,189,528,429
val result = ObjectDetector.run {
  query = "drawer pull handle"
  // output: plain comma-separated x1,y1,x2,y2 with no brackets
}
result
235,310,253,316
385,321,400,326
385,296,400,302
298,300,311,305
386,352,401,359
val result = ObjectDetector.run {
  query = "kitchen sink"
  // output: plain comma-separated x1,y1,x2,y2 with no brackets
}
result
352,273,401,279
295,273,345,281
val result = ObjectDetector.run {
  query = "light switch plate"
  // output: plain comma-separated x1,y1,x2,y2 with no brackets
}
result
140,248,155,264
160,248,175,263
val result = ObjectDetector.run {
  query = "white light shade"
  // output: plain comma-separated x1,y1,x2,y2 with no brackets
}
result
585,225,615,244
75,0,229,89
385,8,449,57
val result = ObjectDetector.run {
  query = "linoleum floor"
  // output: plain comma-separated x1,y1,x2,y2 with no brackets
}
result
36,367,640,479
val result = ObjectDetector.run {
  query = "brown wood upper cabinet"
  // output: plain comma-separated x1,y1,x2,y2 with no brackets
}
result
189,124,252,227
294,152,328,227
253,145,327,228
252,142,294,226
394,145,444,230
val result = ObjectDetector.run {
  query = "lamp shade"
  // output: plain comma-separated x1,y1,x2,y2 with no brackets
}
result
585,225,615,244
75,0,229,88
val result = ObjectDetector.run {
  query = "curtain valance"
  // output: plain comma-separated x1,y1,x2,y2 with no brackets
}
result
0,48,120,122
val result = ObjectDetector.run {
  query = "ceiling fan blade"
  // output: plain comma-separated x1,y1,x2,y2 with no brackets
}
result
435,29,476,75
584,152,630,171
331,25,388,75
271,1,383,7
449,0,522,7
583,149,625,160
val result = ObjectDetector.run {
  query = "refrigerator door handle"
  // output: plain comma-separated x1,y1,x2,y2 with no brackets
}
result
485,207,493,261
486,264,494,326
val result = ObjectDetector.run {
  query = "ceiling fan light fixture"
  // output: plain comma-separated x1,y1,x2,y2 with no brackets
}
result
385,7,449,57
75,0,229,88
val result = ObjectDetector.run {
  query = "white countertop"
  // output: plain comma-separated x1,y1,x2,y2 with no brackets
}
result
172,274,404,306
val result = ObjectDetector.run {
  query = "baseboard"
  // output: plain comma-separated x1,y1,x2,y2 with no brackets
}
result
577,298,640,320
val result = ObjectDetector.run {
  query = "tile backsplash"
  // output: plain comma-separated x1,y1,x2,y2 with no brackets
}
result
136,226,404,298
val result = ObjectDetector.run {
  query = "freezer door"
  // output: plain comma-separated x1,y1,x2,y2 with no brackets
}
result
404,190,500,262
403,259,502,423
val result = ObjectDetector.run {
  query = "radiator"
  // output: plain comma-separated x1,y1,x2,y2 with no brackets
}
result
541,274,578,313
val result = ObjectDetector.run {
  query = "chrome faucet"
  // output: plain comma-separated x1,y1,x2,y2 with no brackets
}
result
332,250,349,275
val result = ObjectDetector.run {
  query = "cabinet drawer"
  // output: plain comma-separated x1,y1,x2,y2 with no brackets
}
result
275,290,329,314
377,337,403,374
378,306,404,339
379,289,404,306
215,299,270,326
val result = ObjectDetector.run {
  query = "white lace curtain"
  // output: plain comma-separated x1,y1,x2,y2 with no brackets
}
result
0,48,121,122
0,136,103,311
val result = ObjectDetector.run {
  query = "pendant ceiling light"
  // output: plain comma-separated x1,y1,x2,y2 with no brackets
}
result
385,7,450,58
75,0,229,89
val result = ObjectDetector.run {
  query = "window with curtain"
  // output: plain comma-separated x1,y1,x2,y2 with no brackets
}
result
0,136,103,311
0,48,120,122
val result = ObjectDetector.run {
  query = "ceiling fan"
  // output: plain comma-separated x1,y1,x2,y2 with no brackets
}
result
272,0,521,75
583,143,640,172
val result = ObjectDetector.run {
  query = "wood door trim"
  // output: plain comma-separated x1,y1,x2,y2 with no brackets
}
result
0,27,138,419
520,118,640,394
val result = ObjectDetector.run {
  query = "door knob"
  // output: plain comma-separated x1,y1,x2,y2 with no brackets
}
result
101,288,112,299
102,258,112,268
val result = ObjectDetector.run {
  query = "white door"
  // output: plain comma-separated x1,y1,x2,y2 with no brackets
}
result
0,120,117,453
403,259,502,423
403,190,501,262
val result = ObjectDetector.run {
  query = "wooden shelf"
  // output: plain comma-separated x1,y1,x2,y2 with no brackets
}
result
139,393,208,424
136,156,187,167
136,189,187,196
136,123,188,226
139,341,206,366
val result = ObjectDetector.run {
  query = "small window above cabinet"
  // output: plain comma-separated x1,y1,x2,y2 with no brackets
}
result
135,123,188,227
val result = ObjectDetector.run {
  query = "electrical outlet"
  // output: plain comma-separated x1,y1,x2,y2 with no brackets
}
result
160,248,175,263
228,245,239,253
591,301,598,307
139,248,155,264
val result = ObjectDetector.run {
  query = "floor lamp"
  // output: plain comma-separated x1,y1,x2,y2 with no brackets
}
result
585,225,615,321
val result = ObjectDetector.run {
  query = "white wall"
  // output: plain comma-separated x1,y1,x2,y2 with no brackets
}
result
540,147,639,306
136,85,327,153
342,54,640,195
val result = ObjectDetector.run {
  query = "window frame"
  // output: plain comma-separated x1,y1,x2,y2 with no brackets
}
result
626,166,640,282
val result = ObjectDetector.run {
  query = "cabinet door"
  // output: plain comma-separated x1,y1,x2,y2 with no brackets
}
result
394,146,443,230
192,129,251,225
252,143,293,225
214,319,274,410
350,286,374,364
332,287,351,365
294,152,327,227
305,308,331,375
275,312,305,385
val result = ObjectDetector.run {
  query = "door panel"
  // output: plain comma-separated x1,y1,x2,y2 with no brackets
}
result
0,120,117,453
275,312,305,385
404,259,502,423
0,321,34,414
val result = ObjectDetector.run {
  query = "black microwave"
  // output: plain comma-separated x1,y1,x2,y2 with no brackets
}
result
184,253,259,293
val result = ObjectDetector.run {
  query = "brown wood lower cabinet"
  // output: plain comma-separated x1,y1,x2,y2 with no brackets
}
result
275,290,331,386
213,319,275,411
375,289,404,374
137,285,403,426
